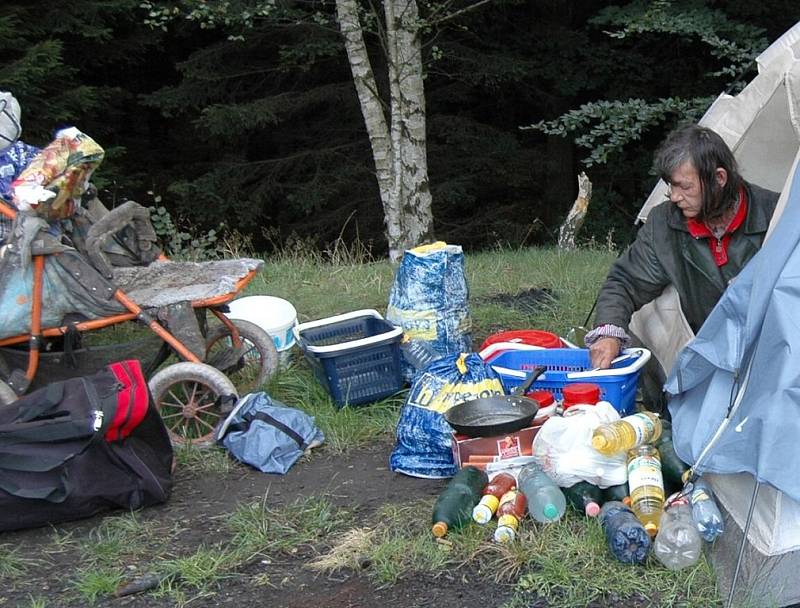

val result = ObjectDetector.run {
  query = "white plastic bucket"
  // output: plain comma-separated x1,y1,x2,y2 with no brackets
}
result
226,296,298,366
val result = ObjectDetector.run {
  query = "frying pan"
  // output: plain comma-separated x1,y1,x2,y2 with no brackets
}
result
444,366,546,437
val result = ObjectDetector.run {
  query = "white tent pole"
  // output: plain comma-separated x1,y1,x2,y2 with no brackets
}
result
726,480,761,608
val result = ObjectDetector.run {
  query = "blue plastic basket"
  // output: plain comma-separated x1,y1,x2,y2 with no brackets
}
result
489,347,651,416
294,310,404,407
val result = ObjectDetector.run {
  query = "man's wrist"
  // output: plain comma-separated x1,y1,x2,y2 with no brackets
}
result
584,324,631,348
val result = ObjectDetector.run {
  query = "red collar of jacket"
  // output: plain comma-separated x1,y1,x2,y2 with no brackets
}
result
686,187,748,266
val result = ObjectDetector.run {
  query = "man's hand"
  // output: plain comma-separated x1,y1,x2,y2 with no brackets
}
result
589,337,621,369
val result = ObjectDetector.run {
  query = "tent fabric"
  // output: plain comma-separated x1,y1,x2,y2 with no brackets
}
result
666,150,800,554
629,21,800,377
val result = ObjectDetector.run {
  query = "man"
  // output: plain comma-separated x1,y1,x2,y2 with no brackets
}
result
586,124,779,406
0,91,39,244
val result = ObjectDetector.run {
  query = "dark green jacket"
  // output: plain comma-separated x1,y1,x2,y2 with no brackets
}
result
595,182,780,334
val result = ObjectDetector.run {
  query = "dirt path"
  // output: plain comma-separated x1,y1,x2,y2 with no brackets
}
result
2,443,518,608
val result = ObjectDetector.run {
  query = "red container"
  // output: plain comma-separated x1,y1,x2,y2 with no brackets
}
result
479,330,563,353
562,383,601,410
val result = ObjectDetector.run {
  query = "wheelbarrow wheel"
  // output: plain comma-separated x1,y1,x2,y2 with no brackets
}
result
0,379,17,407
148,362,238,446
205,319,279,393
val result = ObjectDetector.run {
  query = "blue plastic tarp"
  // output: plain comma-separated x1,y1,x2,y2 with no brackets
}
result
666,163,800,502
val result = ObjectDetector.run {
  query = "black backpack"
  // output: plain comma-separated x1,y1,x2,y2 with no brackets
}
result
0,360,173,531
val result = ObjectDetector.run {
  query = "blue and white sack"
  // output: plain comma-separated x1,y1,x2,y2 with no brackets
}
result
386,242,472,382
390,353,504,478
216,392,324,475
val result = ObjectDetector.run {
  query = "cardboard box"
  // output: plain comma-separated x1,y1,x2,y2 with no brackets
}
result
451,425,542,469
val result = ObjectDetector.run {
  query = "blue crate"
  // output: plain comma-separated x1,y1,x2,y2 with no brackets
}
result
294,310,404,407
489,347,651,416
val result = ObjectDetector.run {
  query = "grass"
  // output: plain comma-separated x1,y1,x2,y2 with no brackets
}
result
8,243,725,606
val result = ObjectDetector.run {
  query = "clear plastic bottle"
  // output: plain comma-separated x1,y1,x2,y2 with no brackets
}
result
591,412,663,456
517,461,566,523
599,500,651,564
473,472,516,524
654,497,702,570
627,445,665,537
400,336,439,371
563,481,603,517
690,477,725,542
432,466,488,537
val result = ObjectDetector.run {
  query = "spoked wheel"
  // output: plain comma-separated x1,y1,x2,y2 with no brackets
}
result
0,379,17,407
148,362,238,446
205,319,279,393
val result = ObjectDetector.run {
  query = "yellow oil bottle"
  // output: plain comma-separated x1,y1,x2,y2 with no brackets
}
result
626,444,665,537
591,412,663,456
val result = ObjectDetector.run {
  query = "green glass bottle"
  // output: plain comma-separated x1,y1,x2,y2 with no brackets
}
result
655,420,689,491
602,482,629,504
563,481,603,517
431,466,488,537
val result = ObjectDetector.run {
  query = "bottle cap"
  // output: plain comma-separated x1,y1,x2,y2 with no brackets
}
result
591,435,608,451
431,521,448,538
585,502,601,517
644,522,658,537
562,383,601,408
528,390,555,407
472,501,495,525
493,525,517,543
543,503,559,520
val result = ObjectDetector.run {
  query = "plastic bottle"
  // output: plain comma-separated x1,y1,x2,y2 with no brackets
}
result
591,412,663,456
517,461,566,523
599,501,652,564
561,383,601,410
690,477,725,542
473,472,517,524
432,466,488,537
563,481,603,517
493,490,528,543
627,445,665,537
400,337,439,371
653,497,703,570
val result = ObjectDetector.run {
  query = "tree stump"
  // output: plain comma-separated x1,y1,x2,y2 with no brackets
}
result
558,172,592,250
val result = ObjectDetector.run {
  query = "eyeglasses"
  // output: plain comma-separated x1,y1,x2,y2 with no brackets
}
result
665,181,697,197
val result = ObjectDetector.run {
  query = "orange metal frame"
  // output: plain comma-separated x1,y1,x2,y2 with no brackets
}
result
0,199,258,385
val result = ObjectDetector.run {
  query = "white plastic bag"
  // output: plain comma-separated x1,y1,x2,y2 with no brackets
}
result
531,402,627,488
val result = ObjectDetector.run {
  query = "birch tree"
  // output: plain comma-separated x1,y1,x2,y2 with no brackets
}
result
141,0,494,260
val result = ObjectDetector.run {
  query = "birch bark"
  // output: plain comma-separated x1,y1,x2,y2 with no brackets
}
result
336,0,434,262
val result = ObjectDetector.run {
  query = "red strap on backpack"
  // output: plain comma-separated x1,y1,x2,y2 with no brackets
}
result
105,360,150,442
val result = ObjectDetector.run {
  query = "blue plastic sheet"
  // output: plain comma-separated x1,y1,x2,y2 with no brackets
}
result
390,353,504,478
217,392,324,475
386,242,472,382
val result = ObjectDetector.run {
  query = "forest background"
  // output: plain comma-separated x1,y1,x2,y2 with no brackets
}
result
2,0,797,258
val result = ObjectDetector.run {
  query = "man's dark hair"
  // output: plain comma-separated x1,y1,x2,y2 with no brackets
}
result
654,124,743,221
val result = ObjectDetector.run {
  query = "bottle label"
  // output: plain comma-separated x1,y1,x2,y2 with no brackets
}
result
626,413,655,445
627,455,665,502
497,436,522,459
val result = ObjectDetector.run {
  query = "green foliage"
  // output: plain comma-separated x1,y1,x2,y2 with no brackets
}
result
149,204,226,260
525,0,771,167
528,96,713,167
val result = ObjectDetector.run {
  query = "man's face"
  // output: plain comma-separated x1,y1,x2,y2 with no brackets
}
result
667,161,703,219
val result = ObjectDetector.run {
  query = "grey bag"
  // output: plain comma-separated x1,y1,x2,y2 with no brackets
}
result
216,392,324,474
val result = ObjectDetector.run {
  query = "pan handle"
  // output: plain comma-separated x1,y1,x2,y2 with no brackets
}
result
510,365,546,396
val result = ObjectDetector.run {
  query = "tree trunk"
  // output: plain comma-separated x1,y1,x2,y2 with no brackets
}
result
336,0,434,262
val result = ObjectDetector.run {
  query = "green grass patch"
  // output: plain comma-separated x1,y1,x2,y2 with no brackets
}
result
158,546,238,592
79,512,157,564
174,443,235,475
0,544,42,580
227,494,351,556
71,566,125,604
507,515,721,608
